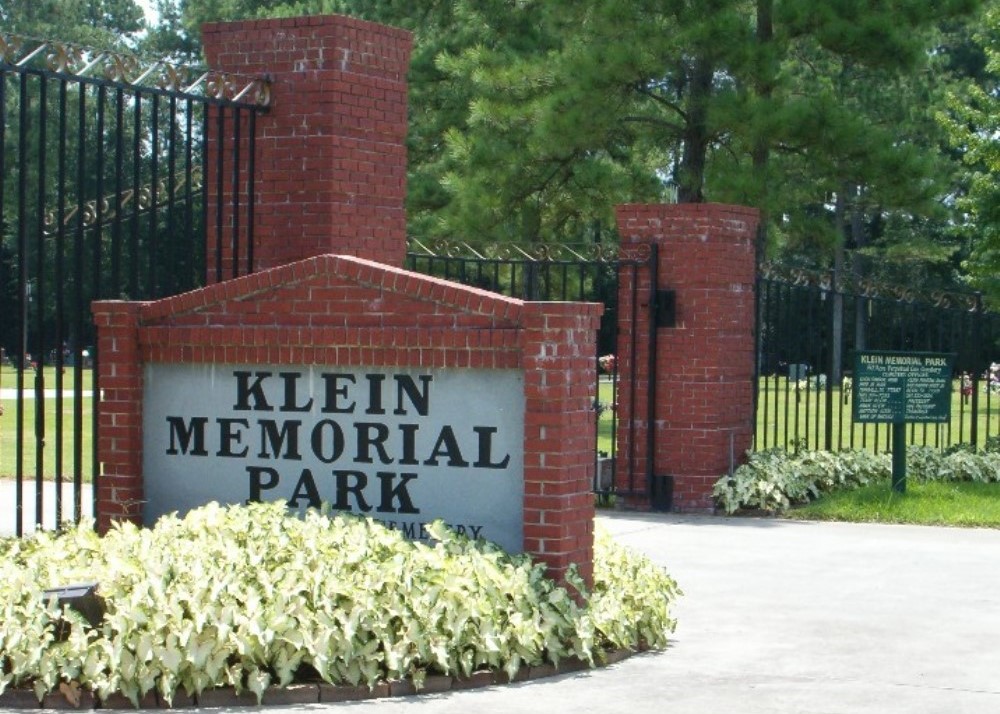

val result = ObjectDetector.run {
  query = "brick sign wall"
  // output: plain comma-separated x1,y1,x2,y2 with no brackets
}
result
94,255,601,585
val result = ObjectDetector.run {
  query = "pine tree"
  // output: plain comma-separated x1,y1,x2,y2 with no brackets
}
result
428,0,981,247
141,0,983,255
939,4,1000,305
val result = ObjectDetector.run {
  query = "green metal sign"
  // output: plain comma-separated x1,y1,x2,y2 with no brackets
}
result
852,351,956,494
853,351,955,424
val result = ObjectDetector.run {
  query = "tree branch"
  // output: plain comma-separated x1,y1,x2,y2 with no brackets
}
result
634,84,689,122
620,115,684,136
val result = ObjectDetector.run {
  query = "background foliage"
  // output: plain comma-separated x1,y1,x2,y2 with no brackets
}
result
9,2,1000,303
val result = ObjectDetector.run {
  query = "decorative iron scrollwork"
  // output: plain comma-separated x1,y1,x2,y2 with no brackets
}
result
619,242,653,262
406,238,644,264
760,261,982,312
0,33,271,108
205,72,238,101
929,290,978,311
0,34,22,63
102,51,139,82
45,42,83,73
156,64,184,92
43,167,204,236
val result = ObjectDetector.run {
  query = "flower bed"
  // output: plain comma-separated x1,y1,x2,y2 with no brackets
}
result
0,502,680,707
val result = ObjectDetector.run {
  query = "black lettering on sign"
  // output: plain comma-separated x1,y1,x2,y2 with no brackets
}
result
424,426,469,467
332,470,371,512
289,468,321,509
355,422,392,464
279,372,313,413
233,371,273,411
376,472,419,514
257,419,302,460
217,418,250,458
473,426,510,469
393,374,432,416
310,419,345,464
246,465,280,502
320,374,356,413
166,416,208,456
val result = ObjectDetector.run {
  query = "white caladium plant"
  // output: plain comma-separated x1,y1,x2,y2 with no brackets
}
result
0,502,680,706
713,446,1000,514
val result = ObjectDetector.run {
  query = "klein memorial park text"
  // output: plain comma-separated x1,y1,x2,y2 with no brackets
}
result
853,352,955,424
143,365,525,552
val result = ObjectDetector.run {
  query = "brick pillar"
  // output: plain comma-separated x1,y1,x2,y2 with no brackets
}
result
92,301,145,532
202,15,412,273
615,203,758,511
521,302,602,588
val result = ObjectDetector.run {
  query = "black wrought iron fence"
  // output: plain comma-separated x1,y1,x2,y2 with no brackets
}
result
755,264,1000,453
0,35,268,535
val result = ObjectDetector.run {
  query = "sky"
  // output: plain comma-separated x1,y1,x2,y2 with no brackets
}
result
137,0,160,27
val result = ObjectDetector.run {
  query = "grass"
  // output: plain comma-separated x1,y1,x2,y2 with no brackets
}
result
786,479,1000,528
0,366,95,481
597,378,616,456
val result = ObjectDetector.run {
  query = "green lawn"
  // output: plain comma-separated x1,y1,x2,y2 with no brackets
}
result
787,480,1000,528
0,366,95,481
597,379,616,456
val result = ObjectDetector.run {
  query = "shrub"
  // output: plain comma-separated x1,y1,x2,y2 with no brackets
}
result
0,502,680,705
712,448,888,514
714,446,1000,514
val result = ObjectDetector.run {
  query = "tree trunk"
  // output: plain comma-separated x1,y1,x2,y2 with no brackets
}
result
832,188,846,385
852,186,869,352
752,0,774,264
676,54,714,203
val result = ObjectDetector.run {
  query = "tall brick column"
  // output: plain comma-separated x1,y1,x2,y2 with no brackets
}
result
521,302,601,586
202,15,412,272
615,203,758,511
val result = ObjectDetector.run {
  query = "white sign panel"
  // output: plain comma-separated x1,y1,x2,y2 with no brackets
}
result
143,364,525,552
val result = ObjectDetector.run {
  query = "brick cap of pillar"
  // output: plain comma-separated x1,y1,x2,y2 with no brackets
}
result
616,202,760,219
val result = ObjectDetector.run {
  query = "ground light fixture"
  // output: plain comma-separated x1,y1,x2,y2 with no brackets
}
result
43,582,105,640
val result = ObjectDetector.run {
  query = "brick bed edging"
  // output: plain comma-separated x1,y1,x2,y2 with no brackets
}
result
0,648,640,709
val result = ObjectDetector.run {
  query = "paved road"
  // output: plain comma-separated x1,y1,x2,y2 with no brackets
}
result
0,388,93,399
12,511,1000,713
0,479,93,536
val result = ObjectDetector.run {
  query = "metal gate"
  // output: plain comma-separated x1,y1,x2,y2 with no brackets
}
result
0,35,268,535
405,238,657,501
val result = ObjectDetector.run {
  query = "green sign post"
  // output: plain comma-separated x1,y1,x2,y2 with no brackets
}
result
853,351,956,493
